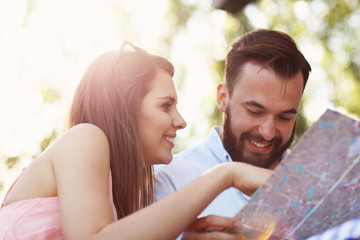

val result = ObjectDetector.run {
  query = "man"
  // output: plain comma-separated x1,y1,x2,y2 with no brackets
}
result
155,29,312,218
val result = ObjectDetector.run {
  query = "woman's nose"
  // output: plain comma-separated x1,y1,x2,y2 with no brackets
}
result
173,109,187,130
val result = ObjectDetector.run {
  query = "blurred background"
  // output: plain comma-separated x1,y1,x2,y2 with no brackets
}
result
1,0,359,199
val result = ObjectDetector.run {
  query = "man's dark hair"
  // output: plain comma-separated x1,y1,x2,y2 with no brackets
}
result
225,29,311,96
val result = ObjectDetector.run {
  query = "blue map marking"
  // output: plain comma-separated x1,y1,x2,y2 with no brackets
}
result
330,159,339,165
275,176,289,192
306,187,316,198
279,165,290,170
318,122,336,128
329,209,336,218
295,165,307,173
290,201,301,207
305,207,314,216
350,137,358,145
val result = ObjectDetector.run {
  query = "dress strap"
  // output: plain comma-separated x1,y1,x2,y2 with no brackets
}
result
1,168,25,208
1,158,37,208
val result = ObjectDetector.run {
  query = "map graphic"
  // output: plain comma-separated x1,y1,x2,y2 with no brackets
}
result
234,109,360,239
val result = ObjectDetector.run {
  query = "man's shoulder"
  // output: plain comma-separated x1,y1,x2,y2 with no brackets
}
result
156,142,210,172
154,141,220,196
172,126,224,162
174,142,209,160
155,127,226,184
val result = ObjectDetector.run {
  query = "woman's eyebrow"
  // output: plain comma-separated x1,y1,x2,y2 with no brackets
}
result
157,96,176,102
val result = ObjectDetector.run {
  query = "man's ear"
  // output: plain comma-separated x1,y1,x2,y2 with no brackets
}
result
217,82,229,113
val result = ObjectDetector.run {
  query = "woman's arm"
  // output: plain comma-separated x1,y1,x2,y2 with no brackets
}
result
52,124,272,240
95,162,272,240
52,124,115,239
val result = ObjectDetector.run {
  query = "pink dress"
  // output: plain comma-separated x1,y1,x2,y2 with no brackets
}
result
0,168,118,239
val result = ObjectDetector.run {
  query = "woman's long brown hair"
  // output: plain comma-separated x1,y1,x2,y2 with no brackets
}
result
68,47,174,219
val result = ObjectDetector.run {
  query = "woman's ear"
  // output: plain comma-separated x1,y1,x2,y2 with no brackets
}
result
217,82,229,113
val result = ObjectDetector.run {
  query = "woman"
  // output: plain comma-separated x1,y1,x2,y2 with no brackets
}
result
0,42,272,240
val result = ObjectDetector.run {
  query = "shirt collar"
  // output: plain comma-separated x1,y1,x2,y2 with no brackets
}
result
205,126,232,163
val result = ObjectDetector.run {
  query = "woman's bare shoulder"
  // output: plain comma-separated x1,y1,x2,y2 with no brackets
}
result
65,123,107,139
56,123,108,147
46,123,110,164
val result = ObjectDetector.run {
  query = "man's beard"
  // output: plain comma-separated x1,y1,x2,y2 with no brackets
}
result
222,107,294,168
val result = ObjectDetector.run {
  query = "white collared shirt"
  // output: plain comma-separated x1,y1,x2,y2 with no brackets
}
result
305,217,360,240
155,126,249,218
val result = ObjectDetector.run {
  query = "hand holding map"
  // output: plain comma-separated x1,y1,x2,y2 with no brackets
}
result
235,109,360,239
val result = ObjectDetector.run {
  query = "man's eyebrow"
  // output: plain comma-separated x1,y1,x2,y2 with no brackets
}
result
280,109,298,115
243,100,265,109
243,100,297,114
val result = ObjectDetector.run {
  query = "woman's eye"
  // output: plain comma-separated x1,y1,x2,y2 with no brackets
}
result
162,103,172,111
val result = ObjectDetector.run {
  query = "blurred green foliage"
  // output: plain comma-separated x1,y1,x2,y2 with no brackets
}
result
6,157,21,169
3,0,360,170
40,130,58,152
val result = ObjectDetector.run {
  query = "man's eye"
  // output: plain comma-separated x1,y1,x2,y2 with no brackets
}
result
247,109,261,115
278,115,291,121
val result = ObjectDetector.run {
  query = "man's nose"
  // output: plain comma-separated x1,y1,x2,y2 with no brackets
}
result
258,117,276,141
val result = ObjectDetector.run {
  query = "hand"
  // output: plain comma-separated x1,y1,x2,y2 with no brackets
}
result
227,162,273,196
182,215,244,240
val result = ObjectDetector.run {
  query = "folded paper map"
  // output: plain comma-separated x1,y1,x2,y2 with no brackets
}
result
234,109,360,240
